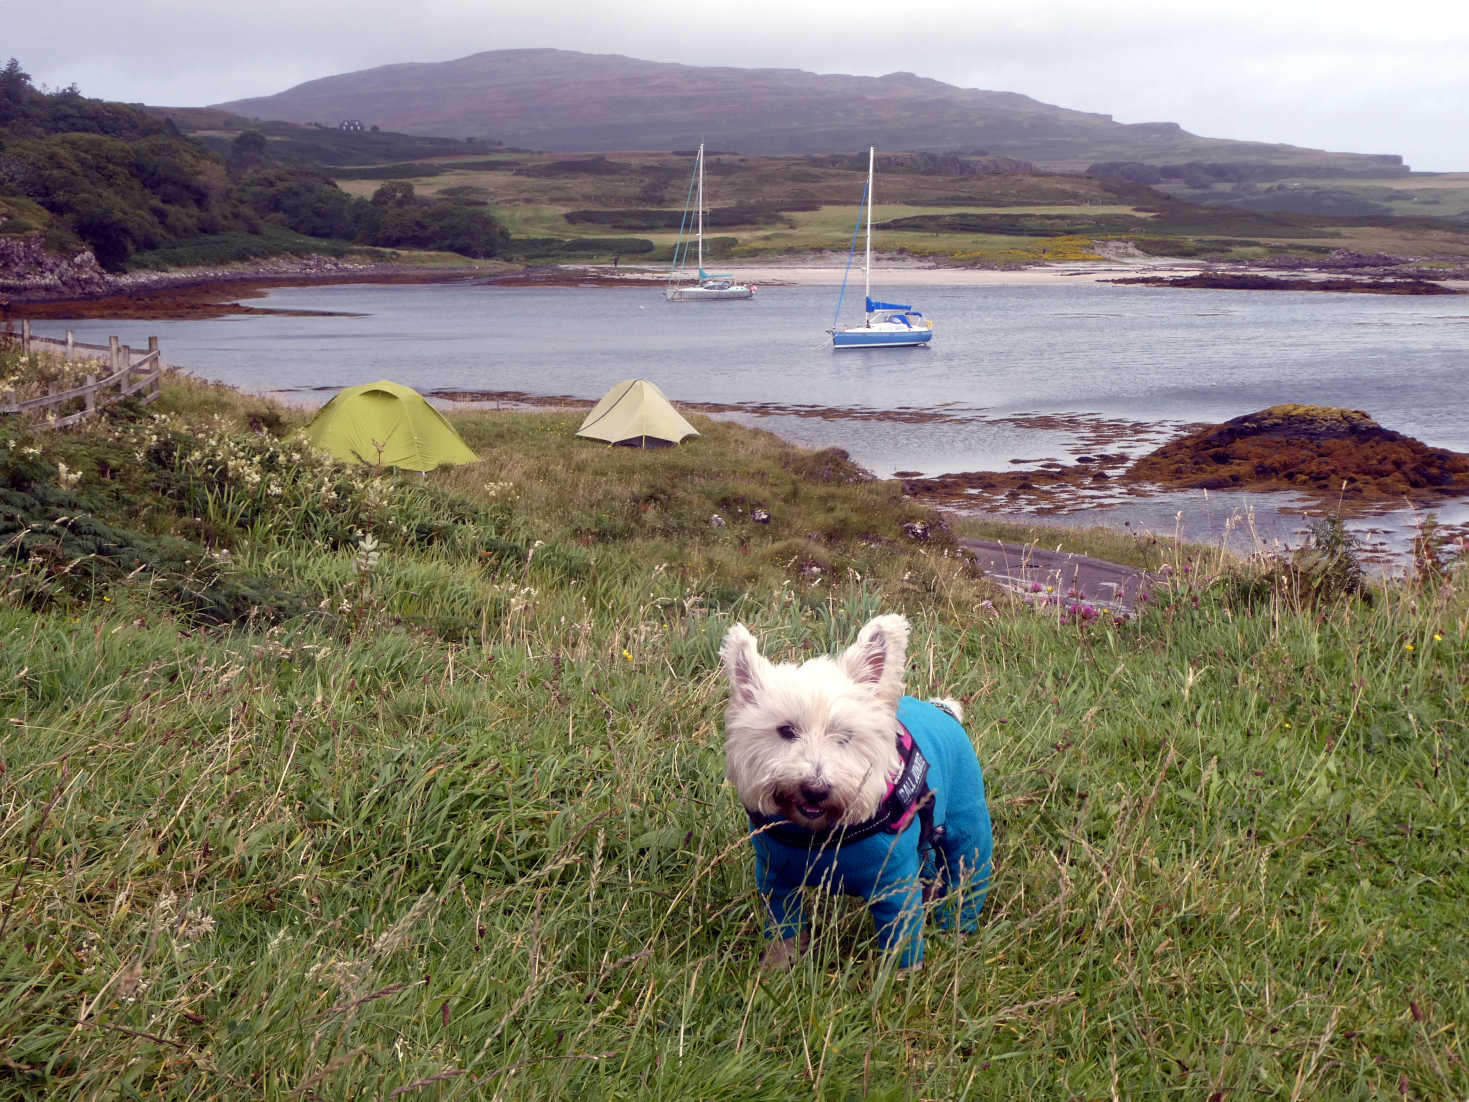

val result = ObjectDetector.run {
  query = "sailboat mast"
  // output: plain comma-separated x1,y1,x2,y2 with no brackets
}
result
864,146,874,319
696,143,704,276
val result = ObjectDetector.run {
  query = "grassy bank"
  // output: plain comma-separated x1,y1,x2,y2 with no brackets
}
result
2,363,1466,1099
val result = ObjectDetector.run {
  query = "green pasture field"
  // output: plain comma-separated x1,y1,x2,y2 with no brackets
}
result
333,153,1469,267
362,191,1153,264
1161,172,1469,222
2,353,1466,1099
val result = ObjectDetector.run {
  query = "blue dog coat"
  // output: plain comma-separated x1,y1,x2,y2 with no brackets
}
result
747,696,993,967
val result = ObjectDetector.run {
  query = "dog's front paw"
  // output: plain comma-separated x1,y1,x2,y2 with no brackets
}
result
760,935,803,971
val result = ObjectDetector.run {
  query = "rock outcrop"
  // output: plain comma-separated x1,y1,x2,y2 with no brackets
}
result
0,233,110,298
1124,405,1469,503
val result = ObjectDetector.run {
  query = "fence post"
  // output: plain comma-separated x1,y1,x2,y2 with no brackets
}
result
120,346,132,394
110,336,120,374
147,336,160,397
86,373,97,415
67,331,75,360
21,320,30,354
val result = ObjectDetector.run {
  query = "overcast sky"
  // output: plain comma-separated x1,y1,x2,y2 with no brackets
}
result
5,0,1467,171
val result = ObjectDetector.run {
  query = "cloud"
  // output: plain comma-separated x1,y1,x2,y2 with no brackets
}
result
4,0,1466,170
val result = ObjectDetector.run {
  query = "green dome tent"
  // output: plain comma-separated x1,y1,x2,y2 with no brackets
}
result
305,380,478,471
575,379,699,447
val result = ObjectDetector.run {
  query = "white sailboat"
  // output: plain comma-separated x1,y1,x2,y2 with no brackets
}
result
665,143,755,302
830,146,933,348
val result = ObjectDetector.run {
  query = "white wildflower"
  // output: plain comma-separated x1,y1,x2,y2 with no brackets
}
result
176,905,216,943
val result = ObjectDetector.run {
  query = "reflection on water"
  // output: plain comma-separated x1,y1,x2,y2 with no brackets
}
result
30,278,1469,563
713,409,1086,478
978,488,1464,575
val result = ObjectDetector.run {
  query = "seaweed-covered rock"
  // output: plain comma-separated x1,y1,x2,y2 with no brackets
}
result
1124,405,1469,503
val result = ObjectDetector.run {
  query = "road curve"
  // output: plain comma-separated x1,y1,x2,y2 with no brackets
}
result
958,538,1157,612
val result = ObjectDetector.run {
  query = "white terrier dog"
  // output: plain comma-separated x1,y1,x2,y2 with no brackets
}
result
721,613,993,969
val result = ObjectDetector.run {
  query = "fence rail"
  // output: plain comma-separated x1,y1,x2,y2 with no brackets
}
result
1,320,163,428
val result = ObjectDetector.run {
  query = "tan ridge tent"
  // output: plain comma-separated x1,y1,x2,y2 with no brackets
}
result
305,380,478,471
575,379,699,447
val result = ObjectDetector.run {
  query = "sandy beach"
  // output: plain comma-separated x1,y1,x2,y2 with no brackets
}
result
571,255,1209,288
563,255,1469,292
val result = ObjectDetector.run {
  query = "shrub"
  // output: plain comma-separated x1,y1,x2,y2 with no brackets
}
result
0,432,303,622
1411,513,1465,587
1219,513,1371,610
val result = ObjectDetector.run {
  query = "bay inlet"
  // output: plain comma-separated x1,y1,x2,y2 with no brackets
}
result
30,277,1469,562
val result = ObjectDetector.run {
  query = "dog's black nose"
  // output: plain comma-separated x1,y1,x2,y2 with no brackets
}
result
799,782,831,804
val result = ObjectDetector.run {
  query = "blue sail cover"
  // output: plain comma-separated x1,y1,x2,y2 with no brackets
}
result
866,297,913,312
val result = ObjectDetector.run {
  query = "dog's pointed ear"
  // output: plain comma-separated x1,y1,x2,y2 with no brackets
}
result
721,623,766,708
839,614,910,705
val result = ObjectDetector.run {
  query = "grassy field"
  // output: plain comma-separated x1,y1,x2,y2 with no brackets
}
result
327,152,1469,267
1156,173,1469,222
2,351,1467,1099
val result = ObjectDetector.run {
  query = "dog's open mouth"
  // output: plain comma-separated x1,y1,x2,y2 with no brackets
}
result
781,796,838,827
796,801,828,822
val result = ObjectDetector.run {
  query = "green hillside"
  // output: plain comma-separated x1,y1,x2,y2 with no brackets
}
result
0,61,510,275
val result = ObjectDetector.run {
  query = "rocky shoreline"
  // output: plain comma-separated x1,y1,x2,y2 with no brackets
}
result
1107,272,1462,294
902,405,1469,515
0,230,517,311
2,255,511,321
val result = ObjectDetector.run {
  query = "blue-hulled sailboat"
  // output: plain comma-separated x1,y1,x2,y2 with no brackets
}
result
830,146,933,348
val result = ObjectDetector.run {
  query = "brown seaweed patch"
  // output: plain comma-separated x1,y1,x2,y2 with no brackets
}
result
6,270,482,320
10,283,361,320
1122,404,1469,506
432,391,994,426
902,451,1135,512
989,412,1189,454
1107,274,1462,295
899,411,1185,512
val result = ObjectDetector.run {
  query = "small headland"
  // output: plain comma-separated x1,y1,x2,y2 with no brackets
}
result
10,281,363,321
4,264,493,320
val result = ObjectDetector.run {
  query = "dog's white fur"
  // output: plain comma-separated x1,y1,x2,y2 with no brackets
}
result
722,613,934,832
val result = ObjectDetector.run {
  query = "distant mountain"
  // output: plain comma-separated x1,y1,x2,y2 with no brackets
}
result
215,49,1407,174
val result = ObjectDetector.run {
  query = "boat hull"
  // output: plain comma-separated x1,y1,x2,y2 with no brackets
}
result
832,325,934,349
666,282,755,301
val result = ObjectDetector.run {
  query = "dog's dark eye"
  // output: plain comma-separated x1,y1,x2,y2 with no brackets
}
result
776,723,799,742
834,730,852,745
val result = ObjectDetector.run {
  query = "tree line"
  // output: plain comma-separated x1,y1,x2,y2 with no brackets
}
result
0,59,509,271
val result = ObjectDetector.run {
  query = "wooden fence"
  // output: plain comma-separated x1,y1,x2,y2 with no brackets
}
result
1,320,163,429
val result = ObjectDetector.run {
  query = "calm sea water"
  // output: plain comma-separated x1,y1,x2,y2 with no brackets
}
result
31,278,1469,556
